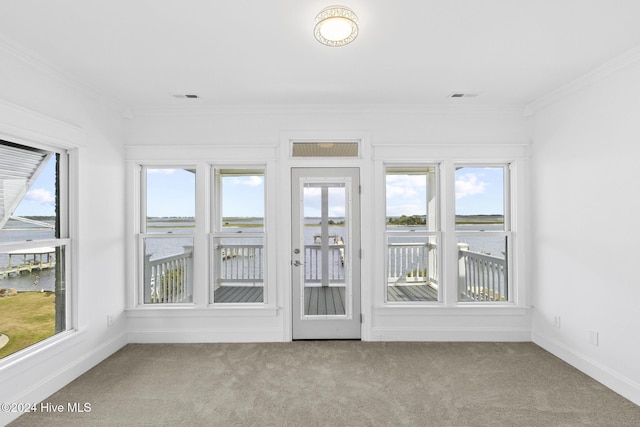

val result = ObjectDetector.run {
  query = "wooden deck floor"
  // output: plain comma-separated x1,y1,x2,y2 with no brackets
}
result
214,286,264,303
387,285,438,302
214,284,437,306
304,286,346,316
214,286,346,315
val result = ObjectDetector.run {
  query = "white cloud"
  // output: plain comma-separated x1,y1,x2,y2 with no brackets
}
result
386,175,425,199
455,173,487,199
386,204,425,217
386,184,417,198
242,176,263,187
147,168,176,174
25,188,55,204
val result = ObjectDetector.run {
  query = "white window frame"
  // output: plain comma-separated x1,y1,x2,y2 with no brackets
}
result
383,164,442,304
454,163,513,304
137,164,197,306
210,165,267,305
0,140,74,363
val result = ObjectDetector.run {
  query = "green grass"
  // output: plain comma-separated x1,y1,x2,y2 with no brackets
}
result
0,292,55,359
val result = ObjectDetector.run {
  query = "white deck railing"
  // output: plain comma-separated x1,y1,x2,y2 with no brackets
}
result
217,244,264,284
458,244,507,301
387,242,438,286
145,242,506,302
144,246,193,304
303,244,345,283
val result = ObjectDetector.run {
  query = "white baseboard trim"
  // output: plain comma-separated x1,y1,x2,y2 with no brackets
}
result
369,327,531,342
532,331,640,406
127,328,285,343
1,332,127,426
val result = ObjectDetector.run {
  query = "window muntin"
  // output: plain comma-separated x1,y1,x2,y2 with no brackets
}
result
0,140,69,359
212,168,265,304
385,166,440,302
455,165,510,302
140,166,195,304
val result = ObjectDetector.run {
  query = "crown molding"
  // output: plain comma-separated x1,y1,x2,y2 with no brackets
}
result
0,34,126,117
527,44,640,115
131,103,524,118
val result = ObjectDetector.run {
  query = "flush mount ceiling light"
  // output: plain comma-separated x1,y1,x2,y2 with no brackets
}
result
314,6,359,47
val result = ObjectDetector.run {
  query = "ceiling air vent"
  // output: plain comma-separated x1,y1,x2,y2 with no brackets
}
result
448,92,479,98
172,94,199,99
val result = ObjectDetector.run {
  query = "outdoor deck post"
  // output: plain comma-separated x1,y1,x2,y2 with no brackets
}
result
55,247,65,333
457,243,469,299
183,245,194,301
143,253,152,304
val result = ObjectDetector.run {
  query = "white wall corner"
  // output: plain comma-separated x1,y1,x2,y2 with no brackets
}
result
532,332,640,407
0,333,127,426
526,44,640,115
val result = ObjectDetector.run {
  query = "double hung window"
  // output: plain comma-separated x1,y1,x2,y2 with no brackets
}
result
384,163,512,305
140,167,195,304
211,168,265,304
0,140,70,358
455,165,510,302
385,166,440,302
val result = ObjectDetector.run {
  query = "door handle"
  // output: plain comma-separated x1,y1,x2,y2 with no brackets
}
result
292,260,304,267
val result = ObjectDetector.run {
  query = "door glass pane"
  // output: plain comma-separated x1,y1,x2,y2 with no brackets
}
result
302,182,347,316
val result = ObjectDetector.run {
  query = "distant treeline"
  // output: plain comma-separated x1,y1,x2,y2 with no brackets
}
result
456,215,504,224
387,215,426,226
141,215,504,226
387,214,504,225
147,217,195,222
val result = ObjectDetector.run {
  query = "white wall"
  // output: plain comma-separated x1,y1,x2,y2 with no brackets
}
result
0,46,127,425
127,105,527,146
529,59,640,405
125,106,532,343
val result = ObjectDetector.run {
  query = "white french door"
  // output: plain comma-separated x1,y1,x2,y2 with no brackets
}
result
291,168,361,339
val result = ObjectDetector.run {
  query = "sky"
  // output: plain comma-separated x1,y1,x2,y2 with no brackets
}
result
12,164,503,219
303,186,346,218
386,166,504,217
146,169,264,218
13,156,57,217
454,167,504,216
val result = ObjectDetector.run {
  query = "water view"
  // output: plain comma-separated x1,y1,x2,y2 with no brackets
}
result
0,218,56,292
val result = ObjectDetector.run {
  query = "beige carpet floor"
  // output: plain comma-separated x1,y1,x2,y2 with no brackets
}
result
10,342,640,426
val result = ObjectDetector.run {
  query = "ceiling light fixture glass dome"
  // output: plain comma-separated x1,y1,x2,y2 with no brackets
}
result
314,6,359,47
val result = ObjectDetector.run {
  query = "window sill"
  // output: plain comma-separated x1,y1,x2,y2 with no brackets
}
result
126,305,281,318
0,329,83,375
373,304,531,317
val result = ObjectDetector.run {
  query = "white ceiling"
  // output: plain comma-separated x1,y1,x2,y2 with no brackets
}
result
1,0,640,112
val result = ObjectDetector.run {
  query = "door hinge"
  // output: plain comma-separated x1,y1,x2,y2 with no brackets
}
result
360,313,364,324
359,248,363,259
359,185,362,195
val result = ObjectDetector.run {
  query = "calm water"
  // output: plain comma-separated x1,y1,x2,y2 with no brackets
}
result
1,218,504,291
0,220,56,291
